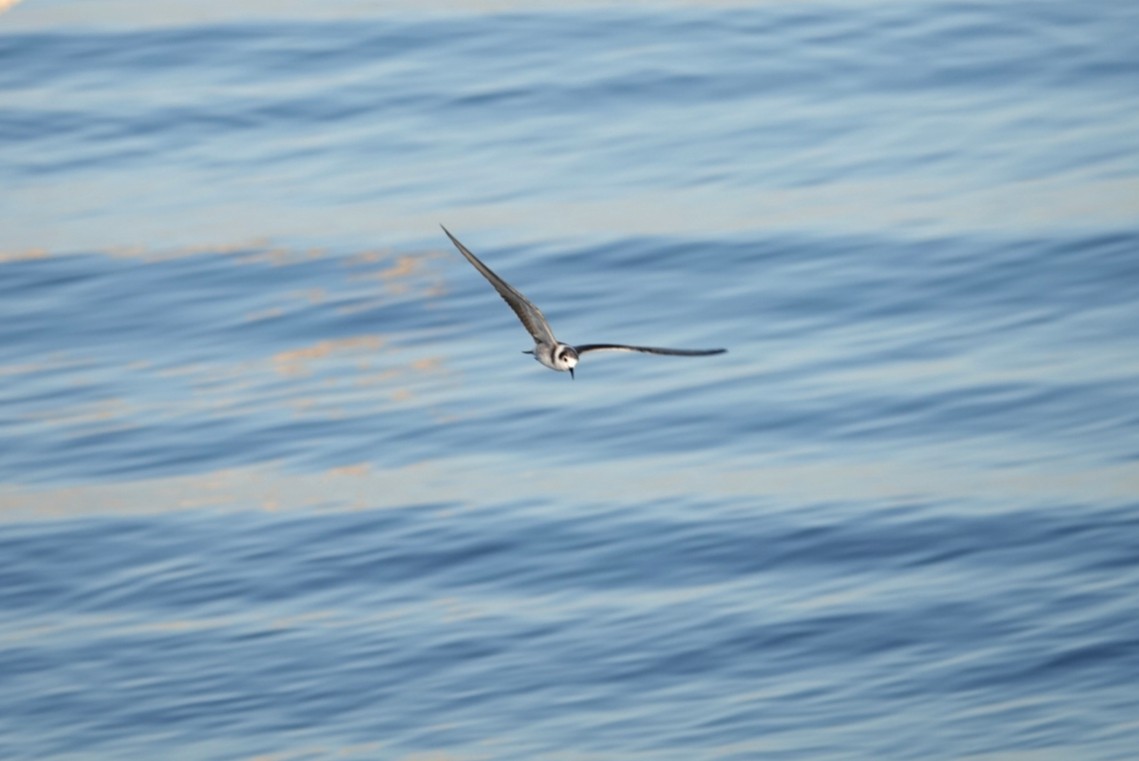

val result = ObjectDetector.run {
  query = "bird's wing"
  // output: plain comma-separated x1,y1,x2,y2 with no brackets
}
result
574,344,727,357
441,226,557,346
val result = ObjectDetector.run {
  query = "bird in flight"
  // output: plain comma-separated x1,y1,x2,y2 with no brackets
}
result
442,225,726,378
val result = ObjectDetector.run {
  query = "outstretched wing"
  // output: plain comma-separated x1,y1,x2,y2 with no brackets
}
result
575,344,727,357
441,225,557,346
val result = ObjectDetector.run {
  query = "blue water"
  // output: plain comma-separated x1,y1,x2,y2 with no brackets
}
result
2,1,1138,758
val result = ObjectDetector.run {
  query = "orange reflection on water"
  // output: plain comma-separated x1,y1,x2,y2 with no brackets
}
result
272,336,386,377
0,247,47,263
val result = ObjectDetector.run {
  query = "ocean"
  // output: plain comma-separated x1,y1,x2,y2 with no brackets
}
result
2,1,1137,759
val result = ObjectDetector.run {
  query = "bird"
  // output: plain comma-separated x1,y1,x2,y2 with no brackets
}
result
441,225,726,378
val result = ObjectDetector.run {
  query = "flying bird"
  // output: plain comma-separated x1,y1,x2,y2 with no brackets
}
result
442,225,726,378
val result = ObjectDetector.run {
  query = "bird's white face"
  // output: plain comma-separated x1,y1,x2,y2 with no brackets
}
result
553,344,579,372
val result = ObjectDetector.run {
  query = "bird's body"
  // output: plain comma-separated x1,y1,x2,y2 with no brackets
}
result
441,225,725,378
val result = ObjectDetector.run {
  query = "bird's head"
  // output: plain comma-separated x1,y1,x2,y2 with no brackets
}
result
554,344,579,378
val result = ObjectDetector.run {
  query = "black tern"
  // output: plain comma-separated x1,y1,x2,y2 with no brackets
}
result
442,225,726,378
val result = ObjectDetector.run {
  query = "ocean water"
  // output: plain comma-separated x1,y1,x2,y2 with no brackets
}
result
2,1,1138,759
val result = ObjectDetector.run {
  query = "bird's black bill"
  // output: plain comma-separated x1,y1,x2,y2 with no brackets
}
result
569,368,575,380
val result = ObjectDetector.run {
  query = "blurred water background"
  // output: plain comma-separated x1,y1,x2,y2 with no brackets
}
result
2,1,1138,759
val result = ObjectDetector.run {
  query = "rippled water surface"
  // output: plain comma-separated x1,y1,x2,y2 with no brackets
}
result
2,1,1138,759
